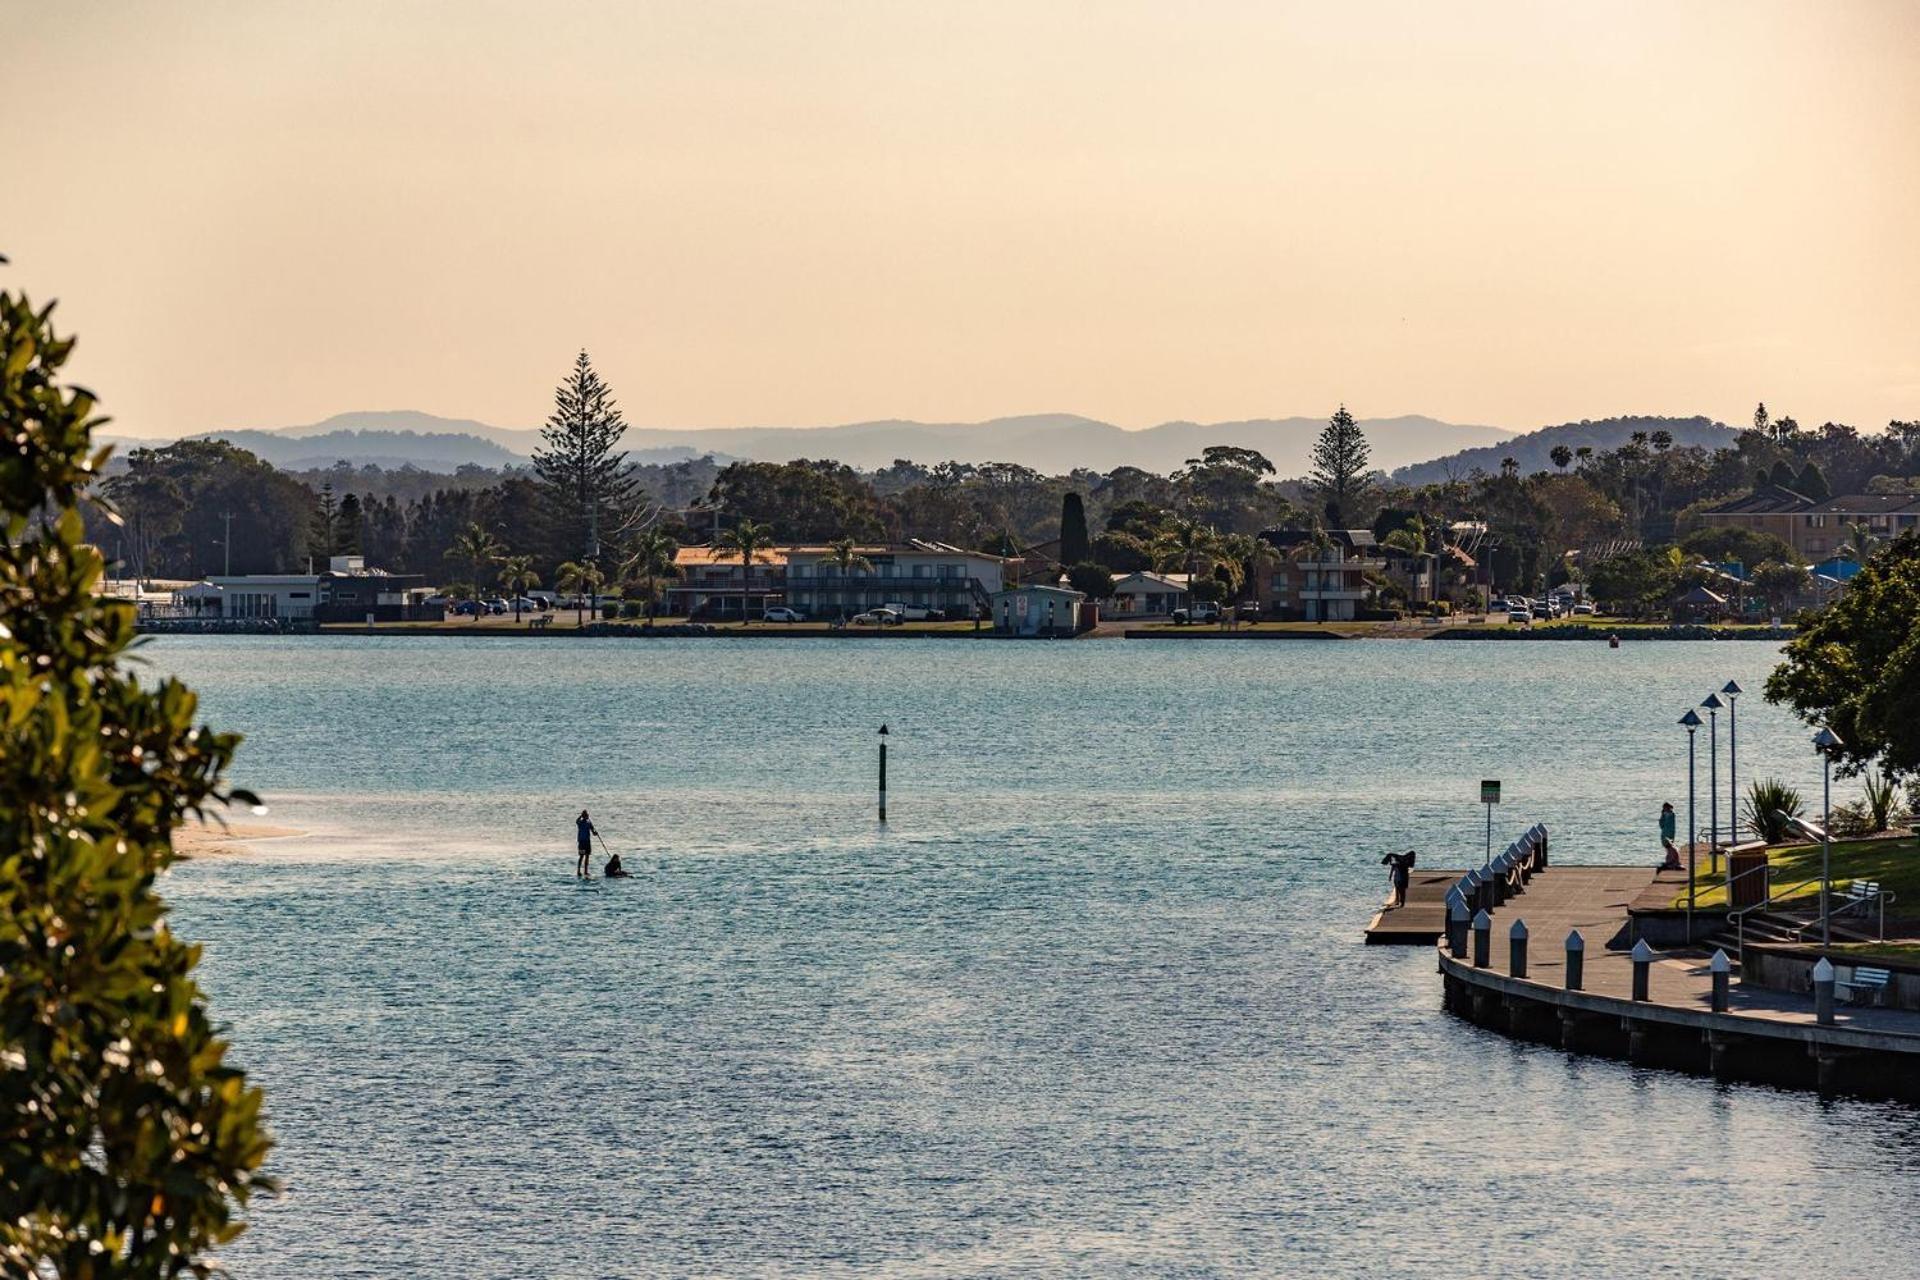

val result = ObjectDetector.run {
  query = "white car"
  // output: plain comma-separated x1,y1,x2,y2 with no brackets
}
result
763,606,805,623
850,608,902,626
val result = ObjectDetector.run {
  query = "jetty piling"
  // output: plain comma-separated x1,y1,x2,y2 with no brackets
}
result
1710,949,1730,1012
1509,919,1529,979
1630,939,1654,1002
1814,957,1835,1025
1472,910,1491,968
1447,894,1469,957
1564,929,1584,990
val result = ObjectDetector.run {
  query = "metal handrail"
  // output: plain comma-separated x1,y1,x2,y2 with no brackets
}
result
1726,871,1821,959
1791,884,1897,944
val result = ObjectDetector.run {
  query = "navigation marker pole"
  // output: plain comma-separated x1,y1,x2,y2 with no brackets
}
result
878,723,889,824
1481,779,1500,876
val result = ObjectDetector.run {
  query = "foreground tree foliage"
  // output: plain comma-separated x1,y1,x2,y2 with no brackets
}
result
1767,530,1920,776
0,271,273,1275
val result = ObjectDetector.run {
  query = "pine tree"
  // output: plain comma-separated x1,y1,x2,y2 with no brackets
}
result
532,350,638,562
1795,461,1831,502
312,479,337,560
1059,492,1090,566
1308,404,1371,527
335,491,364,555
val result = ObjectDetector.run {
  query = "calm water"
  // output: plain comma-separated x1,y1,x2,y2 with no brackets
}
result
146,636,1920,1278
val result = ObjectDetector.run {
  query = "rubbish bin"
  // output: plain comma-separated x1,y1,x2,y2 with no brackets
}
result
1727,849,1770,909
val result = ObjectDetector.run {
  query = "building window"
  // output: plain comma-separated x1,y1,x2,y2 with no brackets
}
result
1270,573,1290,590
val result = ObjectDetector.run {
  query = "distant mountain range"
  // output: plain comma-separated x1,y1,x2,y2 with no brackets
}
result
1389,416,1737,486
107,408,1742,481
111,408,1520,476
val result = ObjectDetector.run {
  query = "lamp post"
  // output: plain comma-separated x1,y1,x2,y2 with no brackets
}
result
1702,692,1724,872
1681,709,1702,941
1814,726,1843,949
1723,680,1742,846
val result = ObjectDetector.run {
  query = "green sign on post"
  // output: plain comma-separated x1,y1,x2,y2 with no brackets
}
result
1481,780,1501,805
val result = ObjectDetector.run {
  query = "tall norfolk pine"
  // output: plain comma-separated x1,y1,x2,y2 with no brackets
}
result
0,268,273,1274
532,350,639,563
1308,405,1371,528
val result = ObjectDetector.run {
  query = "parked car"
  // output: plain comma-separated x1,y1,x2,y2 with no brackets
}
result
763,606,805,623
850,608,902,626
1572,602,1597,616
451,600,484,617
881,602,946,621
1530,601,1551,619
1506,607,1532,624
510,597,543,612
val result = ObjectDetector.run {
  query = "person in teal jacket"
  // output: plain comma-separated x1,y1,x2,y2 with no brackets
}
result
1658,802,1682,870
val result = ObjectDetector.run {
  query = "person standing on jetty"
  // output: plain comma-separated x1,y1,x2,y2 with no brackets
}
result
1380,849,1416,907
1658,802,1682,870
576,809,598,878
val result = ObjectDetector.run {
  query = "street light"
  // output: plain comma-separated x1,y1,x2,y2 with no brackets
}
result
1702,692,1725,871
1723,680,1743,846
1680,709,1702,940
1813,726,1843,949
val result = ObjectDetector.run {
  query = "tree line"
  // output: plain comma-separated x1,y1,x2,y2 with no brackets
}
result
87,358,1920,614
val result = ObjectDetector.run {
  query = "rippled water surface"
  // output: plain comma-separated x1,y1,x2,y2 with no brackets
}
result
147,636,1920,1278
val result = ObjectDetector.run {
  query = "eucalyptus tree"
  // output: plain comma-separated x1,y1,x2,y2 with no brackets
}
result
0,260,275,1275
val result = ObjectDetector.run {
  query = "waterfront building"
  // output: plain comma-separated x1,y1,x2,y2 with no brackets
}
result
1107,570,1191,616
174,556,438,622
785,542,1008,620
667,541,1009,620
1254,529,1381,621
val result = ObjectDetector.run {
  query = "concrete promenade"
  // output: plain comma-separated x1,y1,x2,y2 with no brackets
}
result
1413,855,1920,1094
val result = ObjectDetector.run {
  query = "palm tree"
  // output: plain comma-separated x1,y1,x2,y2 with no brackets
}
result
1154,517,1218,599
555,560,604,627
713,518,775,624
1382,519,1434,605
823,536,873,621
618,527,680,618
445,523,503,605
497,554,539,622
1845,522,1879,566
1214,532,1262,608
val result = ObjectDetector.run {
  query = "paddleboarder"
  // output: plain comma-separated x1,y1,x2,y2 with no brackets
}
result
576,809,597,878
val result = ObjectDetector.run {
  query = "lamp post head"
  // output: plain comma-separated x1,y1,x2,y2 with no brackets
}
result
1812,726,1842,753
1722,680,1743,698
1679,709,1702,730
879,723,889,736
1701,692,1724,711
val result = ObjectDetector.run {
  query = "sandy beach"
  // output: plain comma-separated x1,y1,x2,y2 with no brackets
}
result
173,817,304,857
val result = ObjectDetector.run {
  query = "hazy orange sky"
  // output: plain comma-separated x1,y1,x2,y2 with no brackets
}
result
4,1,1917,438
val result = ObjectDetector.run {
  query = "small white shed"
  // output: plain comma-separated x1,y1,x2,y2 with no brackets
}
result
991,584,1084,636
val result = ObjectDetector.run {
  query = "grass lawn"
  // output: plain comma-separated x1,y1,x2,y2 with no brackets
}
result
1674,836,1920,910
1827,942,1920,965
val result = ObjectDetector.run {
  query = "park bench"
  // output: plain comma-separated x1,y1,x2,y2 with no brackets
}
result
1836,965,1891,1007
528,615,552,630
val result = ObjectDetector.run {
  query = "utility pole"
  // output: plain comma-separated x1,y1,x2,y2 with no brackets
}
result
877,723,889,823
220,511,234,576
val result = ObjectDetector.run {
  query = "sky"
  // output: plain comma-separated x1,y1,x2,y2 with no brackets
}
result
3,1,1917,439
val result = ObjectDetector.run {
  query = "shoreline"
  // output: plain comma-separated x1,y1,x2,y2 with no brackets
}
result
173,819,305,857
136,622,1796,642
